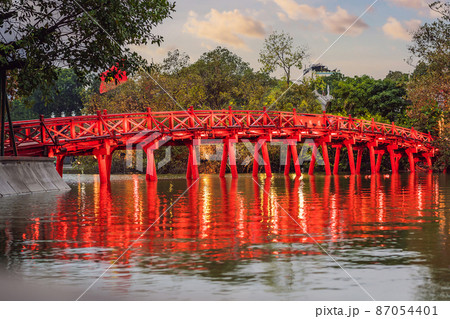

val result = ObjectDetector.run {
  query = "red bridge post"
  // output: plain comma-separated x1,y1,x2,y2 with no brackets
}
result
375,150,385,173
284,142,301,176
93,112,114,184
252,141,260,177
253,139,272,178
308,142,318,175
321,141,331,175
56,155,65,177
355,147,363,174
387,144,401,174
344,140,356,175
261,140,272,178
95,151,112,185
406,148,417,173
219,138,238,178
422,153,433,173
186,141,199,180
145,148,157,181
333,145,342,175
367,142,376,174
142,137,164,182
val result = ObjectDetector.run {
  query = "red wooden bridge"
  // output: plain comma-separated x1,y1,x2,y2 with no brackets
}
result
2,107,436,184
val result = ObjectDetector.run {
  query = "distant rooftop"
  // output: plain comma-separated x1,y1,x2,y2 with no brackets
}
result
303,63,336,76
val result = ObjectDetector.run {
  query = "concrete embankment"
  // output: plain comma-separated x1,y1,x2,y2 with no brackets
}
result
0,157,70,197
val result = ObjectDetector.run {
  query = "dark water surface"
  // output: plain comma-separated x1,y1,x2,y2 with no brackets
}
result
0,173,449,300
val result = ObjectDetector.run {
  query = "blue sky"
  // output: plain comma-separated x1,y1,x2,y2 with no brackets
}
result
131,0,439,79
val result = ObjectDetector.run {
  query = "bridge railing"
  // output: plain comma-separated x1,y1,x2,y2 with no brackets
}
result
2,109,434,153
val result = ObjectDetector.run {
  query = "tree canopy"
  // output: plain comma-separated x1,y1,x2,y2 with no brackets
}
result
11,68,84,120
259,31,307,85
406,1,449,170
407,1,449,136
327,75,409,123
0,0,175,96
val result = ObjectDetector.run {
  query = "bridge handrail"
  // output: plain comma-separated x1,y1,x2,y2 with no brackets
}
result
3,110,434,149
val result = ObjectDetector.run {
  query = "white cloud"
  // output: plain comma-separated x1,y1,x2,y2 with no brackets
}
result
387,0,441,17
277,12,289,22
273,0,326,20
382,17,421,41
387,0,425,9
323,6,369,35
183,9,265,49
273,0,368,36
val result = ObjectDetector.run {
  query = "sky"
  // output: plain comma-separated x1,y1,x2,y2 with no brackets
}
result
131,0,440,80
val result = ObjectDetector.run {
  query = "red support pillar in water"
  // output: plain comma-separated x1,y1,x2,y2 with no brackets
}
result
94,140,114,185
422,153,433,173
56,155,65,177
356,148,363,175
284,142,291,176
344,140,356,175
220,140,228,177
333,145,342,175
186,142,199,179
106,153,112,179
261,140,272,177
308,142,317,175
146,148,157,181
284,142,301,176
252,141,260,177
291,144,301,176
144,138,165,181
254,140,272,177
220,138,238,178
396,154,402,172
97,154,112,185
406,148,416,173
375,150,384,174
387,145,400,174
321,141,331,175
186,148,192,179
367,143,376,175
228,139,238,178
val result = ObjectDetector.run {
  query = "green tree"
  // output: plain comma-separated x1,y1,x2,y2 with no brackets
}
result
232,70,276,109
1,0,175,154
161,49,191,75
263,80,321,113
328,75,409,123
0,0,175,97
10,68,84,119
189,47,253,109
406,1,449,169
318,71,345,95
385,71,409,83
407,1,449,134
84,47,276,113
259,31,307,85
34,68,84,117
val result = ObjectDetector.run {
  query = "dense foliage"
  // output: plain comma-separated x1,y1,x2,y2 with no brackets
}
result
326,75,409,124
0,0,175,97
406,1,449,170
11,68,84,120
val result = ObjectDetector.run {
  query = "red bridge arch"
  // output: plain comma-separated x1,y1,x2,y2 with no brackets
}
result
3,107,436,184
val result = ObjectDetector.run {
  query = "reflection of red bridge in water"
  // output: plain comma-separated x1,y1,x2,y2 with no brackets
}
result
4,107,436,183
15,174,441,265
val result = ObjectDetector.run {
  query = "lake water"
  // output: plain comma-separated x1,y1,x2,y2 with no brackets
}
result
0,173,449,300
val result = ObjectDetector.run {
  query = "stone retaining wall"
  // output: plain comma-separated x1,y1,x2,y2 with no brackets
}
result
0,157,70,196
